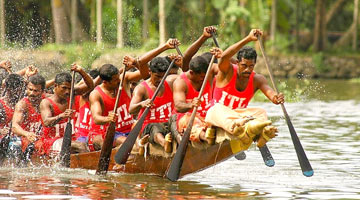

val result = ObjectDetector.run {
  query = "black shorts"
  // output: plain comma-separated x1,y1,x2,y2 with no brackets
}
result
142,122,170,144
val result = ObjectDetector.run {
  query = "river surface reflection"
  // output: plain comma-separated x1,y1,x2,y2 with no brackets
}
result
0,79,360,199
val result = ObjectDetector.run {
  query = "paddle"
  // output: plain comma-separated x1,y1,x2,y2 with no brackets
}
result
257,36,313,177
59,71,76,167
114,58,178,165
0,124,11,164
259,144,275,167
166,55,216,182
96,68,127,175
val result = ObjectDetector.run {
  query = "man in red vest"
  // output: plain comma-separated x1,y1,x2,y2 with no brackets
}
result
12,74,46,157
205,29,284,148
40,64,94,156
130,57,179,153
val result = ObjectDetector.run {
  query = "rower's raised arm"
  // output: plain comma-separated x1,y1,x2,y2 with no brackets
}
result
182,26,216,72
218,29,262,73
256,74,285,105
72,64,95,95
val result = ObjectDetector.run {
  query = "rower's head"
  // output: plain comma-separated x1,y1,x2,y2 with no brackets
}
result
201,52,218,65
27,74,45,103
99,64,120,90
149,57,169,87
165,56,180,75
4,73,25,102
54,72,72,99
189,56,208,83
236,46,257,78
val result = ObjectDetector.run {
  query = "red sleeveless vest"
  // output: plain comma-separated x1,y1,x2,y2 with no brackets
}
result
90,86,134,136
75,96,92,138
213,65,255,109
0,99,14,129
20,97,42,134
174,73,212,118
138,81,173,129
41,98,69,154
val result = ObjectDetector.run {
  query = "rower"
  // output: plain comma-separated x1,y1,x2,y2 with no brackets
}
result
205,29,284,148
12,74,45,159
40,64,94,156
130,56,180,154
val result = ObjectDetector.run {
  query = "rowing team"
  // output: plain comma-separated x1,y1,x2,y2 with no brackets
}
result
0,27,284,162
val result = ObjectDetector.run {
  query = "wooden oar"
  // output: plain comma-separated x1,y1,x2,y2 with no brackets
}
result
166,55,216,182
114,58,178,165
259,145,275,167
96,68,127,175
59,71,76,167
0,124,11,164
257,36,313,177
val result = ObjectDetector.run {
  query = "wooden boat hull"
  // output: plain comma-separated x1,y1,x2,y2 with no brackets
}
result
70,140,236,178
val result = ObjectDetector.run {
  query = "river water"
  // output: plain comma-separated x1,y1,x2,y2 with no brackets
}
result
0,79,359,199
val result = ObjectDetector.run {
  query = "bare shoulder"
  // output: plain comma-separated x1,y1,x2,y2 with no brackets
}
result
15,99,27,111
253,73,268,88
166,74,178,85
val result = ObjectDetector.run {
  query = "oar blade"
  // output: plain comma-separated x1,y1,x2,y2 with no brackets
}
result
283,107,313,177
259,145,275,167
0,134,10,163
114,109,149,164
96,122,116,175
60,122,72,167
234,151,246,160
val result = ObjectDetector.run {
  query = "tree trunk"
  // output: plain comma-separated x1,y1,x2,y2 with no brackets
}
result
90,0,96,40
313,0,325,52
142,0,149,41
71,0,78,42
270,0,277,50
51,0,71,44
117,0,123,48
96,0,102,46
353,0,359,50
294,0,300,51
326,0,346,25
239,0,246,38
159,0,165,45
0,0,5,46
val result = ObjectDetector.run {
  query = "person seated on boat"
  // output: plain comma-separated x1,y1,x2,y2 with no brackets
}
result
12,74,46,161
0,74,26,158
87,38,180,152
88,61,149,151
72,69,102,149
130,56,181,154
40,64,94,156
172,55,214,145
205,29,284,148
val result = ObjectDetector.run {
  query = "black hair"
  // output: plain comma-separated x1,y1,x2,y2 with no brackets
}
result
149,57,169,73
5,73,25,90
236,46,257,63
189,56,208,74
201,52,218,64
99,64,119,81
28,74,46,90
55,72,72,85
165,56,180,69
89,69,100,79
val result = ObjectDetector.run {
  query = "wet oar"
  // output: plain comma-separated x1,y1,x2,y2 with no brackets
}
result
257,36,313,177
0,124,12,164
259,145,274,167
96,68,127,175
166,55,216,182
114,58,178,165
59,71,76,167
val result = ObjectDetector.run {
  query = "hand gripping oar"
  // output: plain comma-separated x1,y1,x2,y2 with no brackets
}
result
166,55,216,182
96,68,127,175
257,36,313,177
59,71,76,167
114,56,179,165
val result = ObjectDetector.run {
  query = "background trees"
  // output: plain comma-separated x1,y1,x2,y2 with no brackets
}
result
0,0,359,53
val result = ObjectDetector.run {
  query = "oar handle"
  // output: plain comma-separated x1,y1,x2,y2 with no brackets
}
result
113,68,127,113
257,36,279,95
175,46,183,58
68,71,76,110
211,32,220,48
